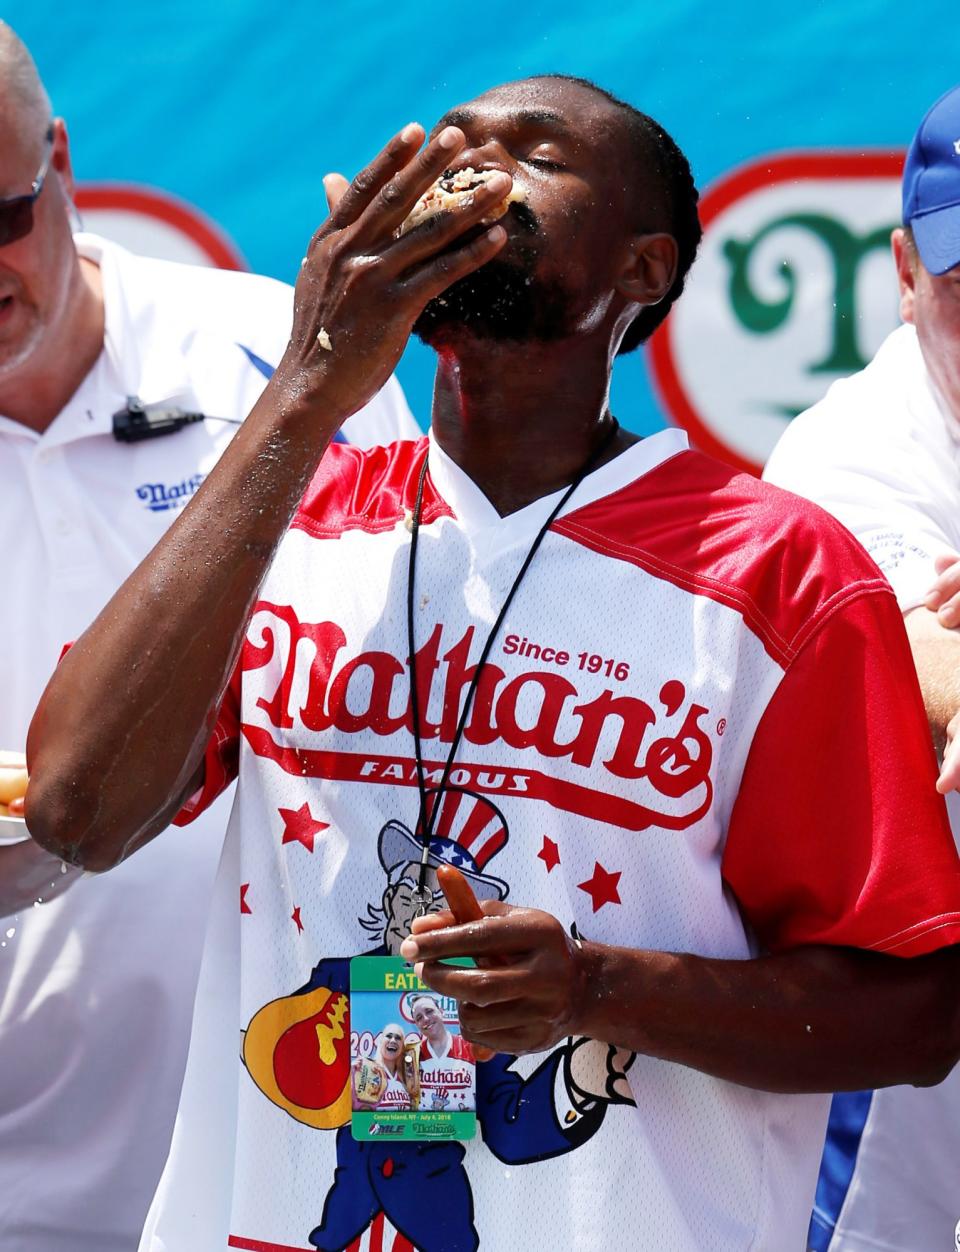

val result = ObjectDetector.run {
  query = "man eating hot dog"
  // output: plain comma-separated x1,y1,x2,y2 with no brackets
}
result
26,75,960,1252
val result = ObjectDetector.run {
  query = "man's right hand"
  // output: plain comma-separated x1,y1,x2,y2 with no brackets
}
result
924,551,960,625
273,123,510,423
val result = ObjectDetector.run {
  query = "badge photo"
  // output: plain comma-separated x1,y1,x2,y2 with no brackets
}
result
349,956,477,1142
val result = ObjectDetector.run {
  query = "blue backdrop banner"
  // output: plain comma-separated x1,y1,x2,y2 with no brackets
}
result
10,2,960,460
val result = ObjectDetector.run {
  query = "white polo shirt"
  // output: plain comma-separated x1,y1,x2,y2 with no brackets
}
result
0,234,417,1252
764,324,960,1252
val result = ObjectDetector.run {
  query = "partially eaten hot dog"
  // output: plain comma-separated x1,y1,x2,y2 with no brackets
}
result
398,168,525,237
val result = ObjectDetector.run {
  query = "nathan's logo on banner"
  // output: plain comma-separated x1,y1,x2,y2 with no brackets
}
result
75,183,246,270
648,150,905,474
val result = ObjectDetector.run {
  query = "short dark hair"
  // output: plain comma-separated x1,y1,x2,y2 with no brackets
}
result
528,75,702,353
409,994,439,1014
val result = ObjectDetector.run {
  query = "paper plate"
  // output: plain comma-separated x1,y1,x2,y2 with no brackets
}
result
0,814,29,845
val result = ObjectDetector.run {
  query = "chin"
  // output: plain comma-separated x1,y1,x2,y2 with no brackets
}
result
413,255,571,347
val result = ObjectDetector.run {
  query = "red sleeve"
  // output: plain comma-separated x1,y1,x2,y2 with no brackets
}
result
453,1035,476,1063
722,589,960,957
171,659,242,826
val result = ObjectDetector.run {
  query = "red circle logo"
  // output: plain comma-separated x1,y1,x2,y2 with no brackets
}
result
75,182,246,270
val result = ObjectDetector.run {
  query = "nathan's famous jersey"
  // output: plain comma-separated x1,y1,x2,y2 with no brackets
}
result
140,430,960,1252
419,1034,475,1112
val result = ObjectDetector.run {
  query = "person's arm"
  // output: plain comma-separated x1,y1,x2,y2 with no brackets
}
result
25,122,511,872
402,910,960,1093
907,551,960,792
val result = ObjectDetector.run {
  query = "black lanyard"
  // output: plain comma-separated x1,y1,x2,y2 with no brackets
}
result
406,419,621,907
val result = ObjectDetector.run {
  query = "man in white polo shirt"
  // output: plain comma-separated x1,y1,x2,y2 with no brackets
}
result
764,84,960,1252
0,24,415,1252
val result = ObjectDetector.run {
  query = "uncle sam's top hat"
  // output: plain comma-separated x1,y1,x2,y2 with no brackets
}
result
378,787,510,901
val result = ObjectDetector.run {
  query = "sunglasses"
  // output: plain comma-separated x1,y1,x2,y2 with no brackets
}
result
0,126,55,248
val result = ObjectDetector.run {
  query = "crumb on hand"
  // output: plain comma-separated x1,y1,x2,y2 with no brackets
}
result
317,328,333,352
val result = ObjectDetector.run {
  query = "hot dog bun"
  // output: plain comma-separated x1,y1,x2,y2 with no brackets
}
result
0,750,28,806
398,167,525,237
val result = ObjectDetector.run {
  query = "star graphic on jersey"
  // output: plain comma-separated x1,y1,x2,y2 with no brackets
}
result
577,861,621,912
538,836,561,873
291,906,304,933
240,883,252,915
279,802,329,853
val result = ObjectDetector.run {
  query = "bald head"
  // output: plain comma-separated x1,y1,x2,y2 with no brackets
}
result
0,24,51,141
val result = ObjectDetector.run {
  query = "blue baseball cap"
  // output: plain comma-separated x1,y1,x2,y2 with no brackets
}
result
903,85,960,275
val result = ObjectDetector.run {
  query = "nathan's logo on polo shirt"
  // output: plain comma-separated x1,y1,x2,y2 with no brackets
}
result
647,149,905,475
135,473,205,512
238,601,715,833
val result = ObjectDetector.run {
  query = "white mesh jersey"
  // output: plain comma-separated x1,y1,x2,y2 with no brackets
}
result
141,428,960,1252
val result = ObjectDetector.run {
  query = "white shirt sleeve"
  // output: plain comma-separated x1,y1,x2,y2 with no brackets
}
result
764,374,960,612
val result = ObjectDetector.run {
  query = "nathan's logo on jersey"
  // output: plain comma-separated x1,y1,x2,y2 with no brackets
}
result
135,473,205,512
648,149,904,474
239,601,715,832
421,1066,472,1086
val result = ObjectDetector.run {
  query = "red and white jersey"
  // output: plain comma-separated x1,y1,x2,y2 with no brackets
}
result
419,1033,475,1111
140,429,960,1252
377,1074,412,1111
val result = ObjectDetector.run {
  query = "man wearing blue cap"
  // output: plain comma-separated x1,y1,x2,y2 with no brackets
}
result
766,83,960,1252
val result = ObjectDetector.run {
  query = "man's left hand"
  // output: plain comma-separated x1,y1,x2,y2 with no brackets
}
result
400,903,586,1055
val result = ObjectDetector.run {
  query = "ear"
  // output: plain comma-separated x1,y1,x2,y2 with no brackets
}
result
50,117,76,201
617,232,679,306
892,227,917,325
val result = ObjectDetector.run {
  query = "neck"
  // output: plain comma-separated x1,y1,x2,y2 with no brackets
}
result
0,254,105,433
429,335,638,516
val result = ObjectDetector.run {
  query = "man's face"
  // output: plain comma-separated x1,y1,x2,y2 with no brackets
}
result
412,998,444,1041
0,102,76,379
895,229,960,424
413,78,642,346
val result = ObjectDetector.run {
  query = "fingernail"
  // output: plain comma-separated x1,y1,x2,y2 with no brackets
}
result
924,592,938,607
399,938,418,960
939,607,954,626
438,126,462,149
414,962,425,982
401,123,421,143
485,172,511,193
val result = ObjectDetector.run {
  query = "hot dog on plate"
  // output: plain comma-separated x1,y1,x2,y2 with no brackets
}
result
0,750,28,818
